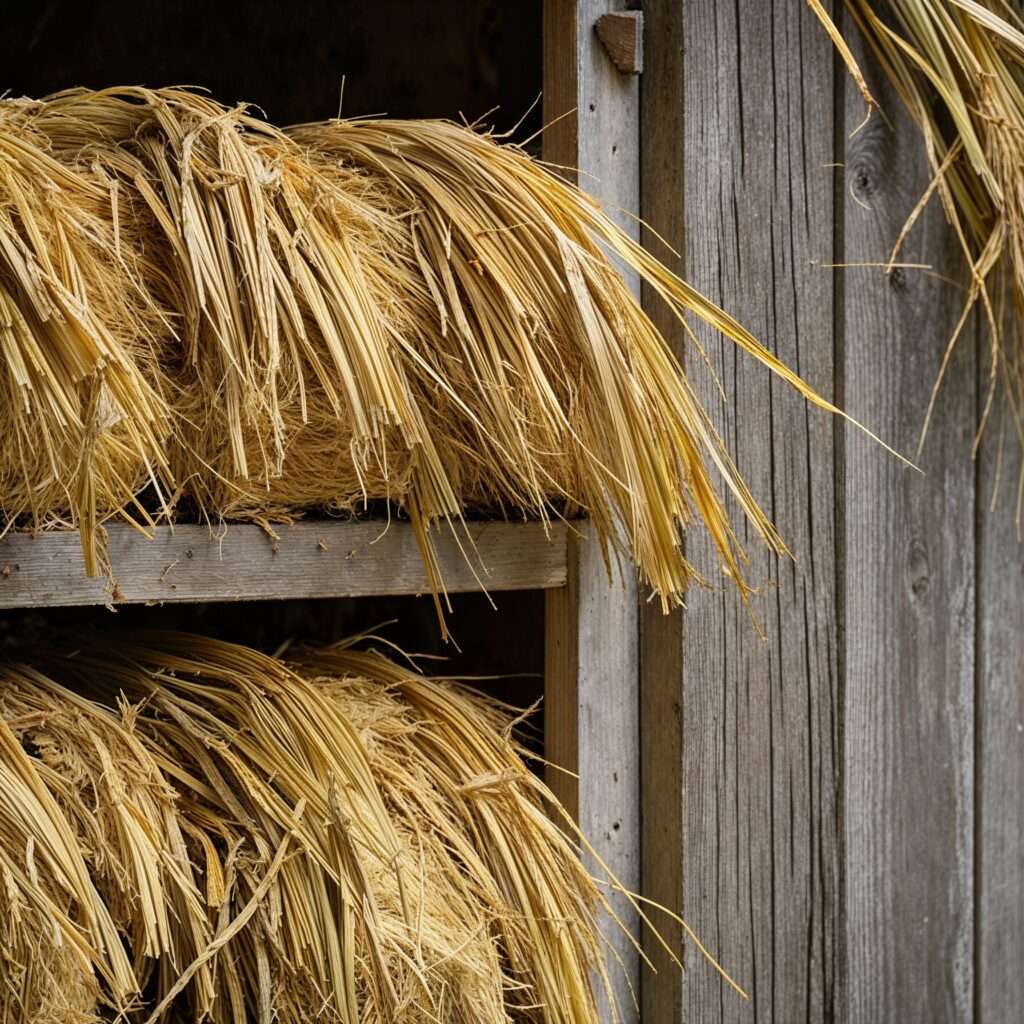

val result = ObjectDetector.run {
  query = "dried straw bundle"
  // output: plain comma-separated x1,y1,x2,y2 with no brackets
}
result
1,632,662,1023
0,661,209,1023
814,1,1024,480
285,117,850,605
25,87,426,517
0,100,172,573
5,86,852,606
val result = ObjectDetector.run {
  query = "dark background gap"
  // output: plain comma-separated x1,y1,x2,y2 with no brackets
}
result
3,0,543,135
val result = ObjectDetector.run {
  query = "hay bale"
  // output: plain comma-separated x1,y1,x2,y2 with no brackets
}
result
29,88,428,514
0,631,658,1022
0,663,191,1022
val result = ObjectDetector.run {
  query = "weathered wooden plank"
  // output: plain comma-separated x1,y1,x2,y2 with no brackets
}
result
977,418,1024,1024
543,2,641,1020
0,520,567,608
638,1,684,1019
679,1,841,1019
841,21,975,1024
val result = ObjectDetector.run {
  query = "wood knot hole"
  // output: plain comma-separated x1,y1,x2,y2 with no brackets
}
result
908,540,930,599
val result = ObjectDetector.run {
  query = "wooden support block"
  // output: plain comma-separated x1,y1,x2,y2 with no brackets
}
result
595,11,643,74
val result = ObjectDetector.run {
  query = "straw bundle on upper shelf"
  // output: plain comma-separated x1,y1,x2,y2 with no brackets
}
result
813,1,1024,493
0,631,686,1023
1,86,845,607
0,99,173,575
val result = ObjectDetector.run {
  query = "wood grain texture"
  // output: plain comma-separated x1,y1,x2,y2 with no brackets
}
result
543,3,641,1020
0,521,567,608
595,11,642,74
679,0,841,1018
976,415,1024,1024
638,1,683,1018
841,23,975,1024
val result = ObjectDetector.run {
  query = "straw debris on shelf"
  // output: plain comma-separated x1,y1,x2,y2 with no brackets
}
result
1,86,850,608
0,631,741,1023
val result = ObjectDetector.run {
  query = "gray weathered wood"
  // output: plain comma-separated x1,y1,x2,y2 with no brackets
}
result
679,0,841,1019
0,520,567,608
842,23,976,1024
638,1,683,1018
543,2,641,1020
977,411,1024,1024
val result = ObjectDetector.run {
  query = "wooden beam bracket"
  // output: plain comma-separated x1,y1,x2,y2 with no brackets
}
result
595,11,643,75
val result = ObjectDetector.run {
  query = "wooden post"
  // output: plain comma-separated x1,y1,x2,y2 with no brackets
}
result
543,2,641,1021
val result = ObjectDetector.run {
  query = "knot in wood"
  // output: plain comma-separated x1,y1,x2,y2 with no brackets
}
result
847,120,887,203
907,538,930,600
850,162,877,202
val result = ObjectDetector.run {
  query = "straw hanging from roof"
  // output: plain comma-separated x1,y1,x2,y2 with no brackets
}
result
813,0,1024,506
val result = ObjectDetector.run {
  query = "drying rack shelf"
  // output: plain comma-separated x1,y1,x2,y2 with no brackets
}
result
0,520,568,610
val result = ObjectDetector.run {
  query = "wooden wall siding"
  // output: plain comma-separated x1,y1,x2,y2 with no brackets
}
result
636,1,1024,1020
842,22,976,1024
542,3,642,1020
675,0,841,1019
977,418,1024,1024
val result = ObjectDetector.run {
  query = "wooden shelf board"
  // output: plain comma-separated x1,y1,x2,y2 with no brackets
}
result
0,520,568,610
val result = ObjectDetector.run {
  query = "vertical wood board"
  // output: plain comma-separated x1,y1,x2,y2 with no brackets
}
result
543,2,641,1020
841,23,975,1024
639,2,684,1019
976,354,1024,1022
679,1,841,1019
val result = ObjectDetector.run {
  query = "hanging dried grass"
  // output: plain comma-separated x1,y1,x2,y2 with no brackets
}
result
812,1,1024,508
2,85,860,608
0,631,704,1022
276,116,858,607
0,99,172,575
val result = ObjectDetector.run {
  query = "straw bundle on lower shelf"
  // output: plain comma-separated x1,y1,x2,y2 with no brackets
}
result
0,86,846,612
0,632,657,1024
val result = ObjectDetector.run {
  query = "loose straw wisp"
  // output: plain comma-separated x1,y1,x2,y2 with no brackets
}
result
812,1,1024,505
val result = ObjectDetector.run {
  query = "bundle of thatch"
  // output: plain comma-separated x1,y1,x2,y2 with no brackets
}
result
813,1,1024,471
3,86,851,605
0,631,678,1023
0,99,173,573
